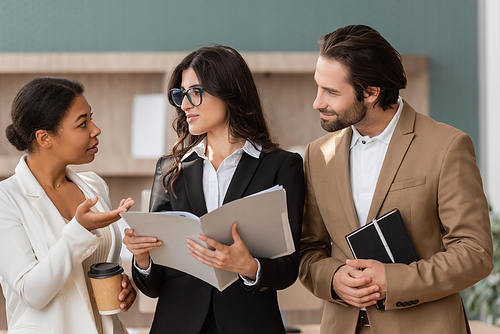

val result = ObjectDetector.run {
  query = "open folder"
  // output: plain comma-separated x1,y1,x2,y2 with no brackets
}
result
120,186,294,291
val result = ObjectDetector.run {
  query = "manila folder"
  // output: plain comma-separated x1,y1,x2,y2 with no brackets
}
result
120,186,294,291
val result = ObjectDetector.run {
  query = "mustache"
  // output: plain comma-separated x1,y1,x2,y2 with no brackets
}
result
318,108,336,116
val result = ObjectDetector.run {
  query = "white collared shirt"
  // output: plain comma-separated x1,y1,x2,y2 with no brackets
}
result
182,138,262,213
350,97,403,226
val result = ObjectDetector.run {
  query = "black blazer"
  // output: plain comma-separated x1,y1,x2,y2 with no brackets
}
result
132,148,305,334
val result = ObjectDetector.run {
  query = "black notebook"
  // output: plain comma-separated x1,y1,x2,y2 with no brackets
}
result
345,208,419,265
345,209,419,310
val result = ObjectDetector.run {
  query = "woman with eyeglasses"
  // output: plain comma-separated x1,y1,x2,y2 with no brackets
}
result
0,77,136,334
123,45,305,334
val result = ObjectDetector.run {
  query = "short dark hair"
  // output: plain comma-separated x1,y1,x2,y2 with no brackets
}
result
164,44,278,194
319,25,407,110
6,77,84,152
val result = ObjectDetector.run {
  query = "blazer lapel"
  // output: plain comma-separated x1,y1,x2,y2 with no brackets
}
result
15,156,66,248
31,195,67,247
66,169,110,212
182,155,208,216
333,128,360,231
223,152,262,204
367,102,416,221
15,157,95,316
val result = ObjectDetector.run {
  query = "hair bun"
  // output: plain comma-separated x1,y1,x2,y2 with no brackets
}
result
5,124,29,151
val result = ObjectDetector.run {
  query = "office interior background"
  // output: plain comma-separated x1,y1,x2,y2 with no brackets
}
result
0,0,499,332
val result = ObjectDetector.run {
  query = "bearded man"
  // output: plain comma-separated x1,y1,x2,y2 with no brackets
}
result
299,25,493,334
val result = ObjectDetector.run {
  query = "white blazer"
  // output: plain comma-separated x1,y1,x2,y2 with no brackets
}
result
0,156,125,334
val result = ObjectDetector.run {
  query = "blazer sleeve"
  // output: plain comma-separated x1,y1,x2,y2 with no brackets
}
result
247,152,305,293
384,133,493,309
0,189,102,310
298,143,345,303
132,157,172,298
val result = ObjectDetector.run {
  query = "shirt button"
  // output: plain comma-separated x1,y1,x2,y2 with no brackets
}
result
361,140,366,144
60,294,67,303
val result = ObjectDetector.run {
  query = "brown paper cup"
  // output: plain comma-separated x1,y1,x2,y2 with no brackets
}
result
88,262,124,315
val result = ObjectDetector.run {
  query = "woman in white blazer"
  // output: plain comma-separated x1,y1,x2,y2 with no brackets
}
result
0,77,136,334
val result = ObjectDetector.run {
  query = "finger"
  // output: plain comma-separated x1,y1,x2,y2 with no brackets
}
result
89,210,121,221
119,275,131,301
346,289,381,306
345,285,380,299
187,239,216,257
341,274,373,288
347,266,370,279
121,274,129,288
119,282,132,301
337,284,380,306
121,199,135,211
77,207,122,228
346,259,376,269
129,236,158,243
231,223,242,243
197,235,223,250
125,236,161,247
121,197,135,206
121,287,137,311
94,208,125,221
129,245,162,255
127,242,162,253
189,250,220,268
124,228,135,237
77,196,98,214
186,241,223,266
343,295,379,308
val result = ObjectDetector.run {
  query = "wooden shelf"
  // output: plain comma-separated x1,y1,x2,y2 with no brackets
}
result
0,52,426,74
0,52,324,74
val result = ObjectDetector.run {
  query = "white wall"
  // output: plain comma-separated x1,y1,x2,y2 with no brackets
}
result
479,0,500,212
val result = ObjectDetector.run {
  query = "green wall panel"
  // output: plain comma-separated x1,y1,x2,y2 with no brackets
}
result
0,0,479,152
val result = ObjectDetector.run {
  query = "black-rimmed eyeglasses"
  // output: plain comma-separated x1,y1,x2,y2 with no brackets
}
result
170,87,205,107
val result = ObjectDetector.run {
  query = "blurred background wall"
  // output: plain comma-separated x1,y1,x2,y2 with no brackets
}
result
0,0,479,148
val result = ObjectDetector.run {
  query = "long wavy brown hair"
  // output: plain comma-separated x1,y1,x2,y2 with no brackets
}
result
163,45,279,196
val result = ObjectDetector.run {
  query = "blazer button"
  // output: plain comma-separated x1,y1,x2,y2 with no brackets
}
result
408,301,413,305
414,299,419,304
402,302,408,307
60,294,67,303
396,302,402,307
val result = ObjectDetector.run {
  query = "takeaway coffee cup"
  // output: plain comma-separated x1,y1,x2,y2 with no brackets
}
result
87,262,124,315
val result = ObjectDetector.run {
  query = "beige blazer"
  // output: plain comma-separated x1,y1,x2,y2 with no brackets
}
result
0,156,124,334
299,101,493,334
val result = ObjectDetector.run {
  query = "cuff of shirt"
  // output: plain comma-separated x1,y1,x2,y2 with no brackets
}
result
239,259,261,286
134,258,152,276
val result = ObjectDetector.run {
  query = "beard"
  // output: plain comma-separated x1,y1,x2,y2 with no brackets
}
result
320,99,367,132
